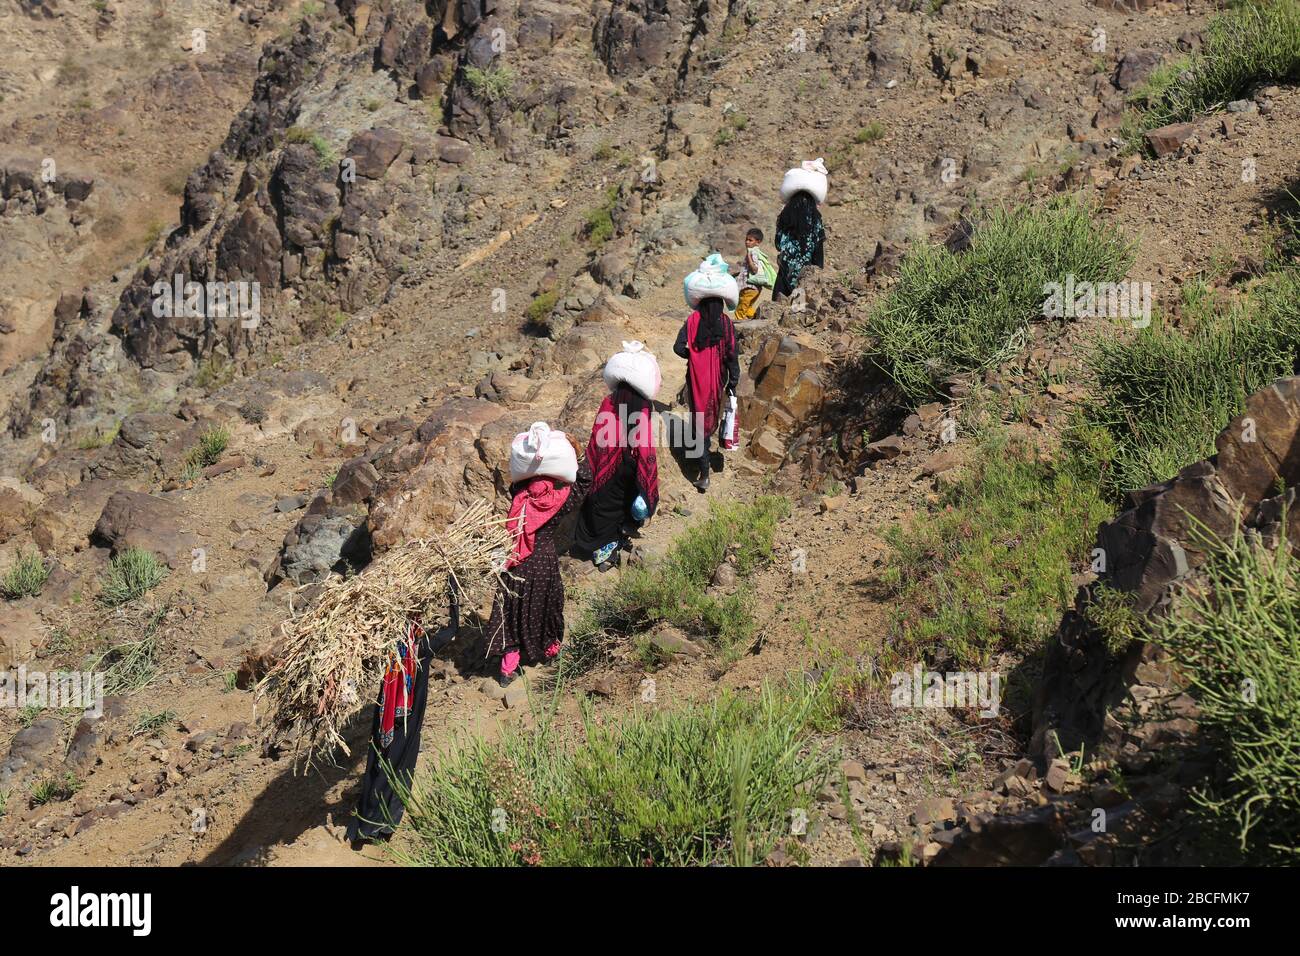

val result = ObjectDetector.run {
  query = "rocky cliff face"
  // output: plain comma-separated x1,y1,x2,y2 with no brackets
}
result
1035,374,1300,760
11,0,678,435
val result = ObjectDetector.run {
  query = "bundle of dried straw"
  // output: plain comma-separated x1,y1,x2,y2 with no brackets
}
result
257,500,512,765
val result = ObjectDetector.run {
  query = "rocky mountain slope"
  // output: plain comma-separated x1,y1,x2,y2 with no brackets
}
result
2,0,1298,866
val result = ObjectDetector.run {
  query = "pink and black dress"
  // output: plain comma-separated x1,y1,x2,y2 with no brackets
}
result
573,385,660,561
485,462,592,678
673,297,740,480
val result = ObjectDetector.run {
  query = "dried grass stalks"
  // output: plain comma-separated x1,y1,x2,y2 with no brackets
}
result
257,501,512,765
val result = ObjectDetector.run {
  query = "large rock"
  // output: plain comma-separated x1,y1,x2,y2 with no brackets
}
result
330,457,381,507
0,477,44,541
1143,122,1194,158
1036,374,1300,756
367,397,508,553
346,128,404,180
275,514,366,585
1115,49,1162,91
91,490,200,568
30,479,120,555
739,334,829,451
0,716,64,790
0,601,46,668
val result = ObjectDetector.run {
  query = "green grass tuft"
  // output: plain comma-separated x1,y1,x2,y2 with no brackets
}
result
560,496,790,677
1131,0,1300,140
858,197,1134,407
883,426,1110,668
854,121,886,144
99,548,168,607
185,425,231,472
392,680,835,866
463,65,515,104
285,125,338,170
1073,269,1300,498
2,552,50,600
29,772,81,807
131,709,178,738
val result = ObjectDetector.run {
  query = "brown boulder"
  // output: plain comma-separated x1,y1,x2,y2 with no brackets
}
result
92,491,200,568
1143,122,1194,158
346,128,405,180
1215,376,1300,511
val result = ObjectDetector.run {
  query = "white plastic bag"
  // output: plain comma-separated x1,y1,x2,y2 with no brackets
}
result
721,394,738,450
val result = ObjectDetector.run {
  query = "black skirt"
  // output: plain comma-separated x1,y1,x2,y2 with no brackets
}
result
573,456,637,556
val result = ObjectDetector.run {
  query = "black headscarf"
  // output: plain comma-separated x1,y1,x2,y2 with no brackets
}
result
776,189,822,241
693,296,726,349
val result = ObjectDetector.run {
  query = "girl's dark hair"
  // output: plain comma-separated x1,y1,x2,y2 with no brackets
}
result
694,296,726,349
746,227,764,242
777,190,822,237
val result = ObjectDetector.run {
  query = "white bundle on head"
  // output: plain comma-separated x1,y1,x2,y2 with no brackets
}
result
508,420,578,484
780,157,829,204
683,252,740,310
602,340,662,401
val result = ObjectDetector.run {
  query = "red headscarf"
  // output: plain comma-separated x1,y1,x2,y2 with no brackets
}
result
505,477,571,568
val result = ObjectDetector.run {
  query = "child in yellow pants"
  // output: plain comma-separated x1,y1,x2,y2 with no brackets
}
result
736,228,775,321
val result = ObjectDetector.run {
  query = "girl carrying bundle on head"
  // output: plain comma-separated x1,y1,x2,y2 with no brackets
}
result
485,422,591,686
774,158,828,302
676,254,741,492
573,341,661,571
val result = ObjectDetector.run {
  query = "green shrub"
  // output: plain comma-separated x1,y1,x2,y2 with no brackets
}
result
582,184,621,248
1083,585,1148,657
99,548,168,607
2,552,49,600
1074,269,1300,498
561,496,790,677
854,121,885,144
1156,526,1300,860
1131,0,1300,139
883,429,1110,668
524,290,560,328
194,355,233,392
393,681,835,866
463,65,515,103
185,425,231,471
858,197,1134,407
285,125,338,170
